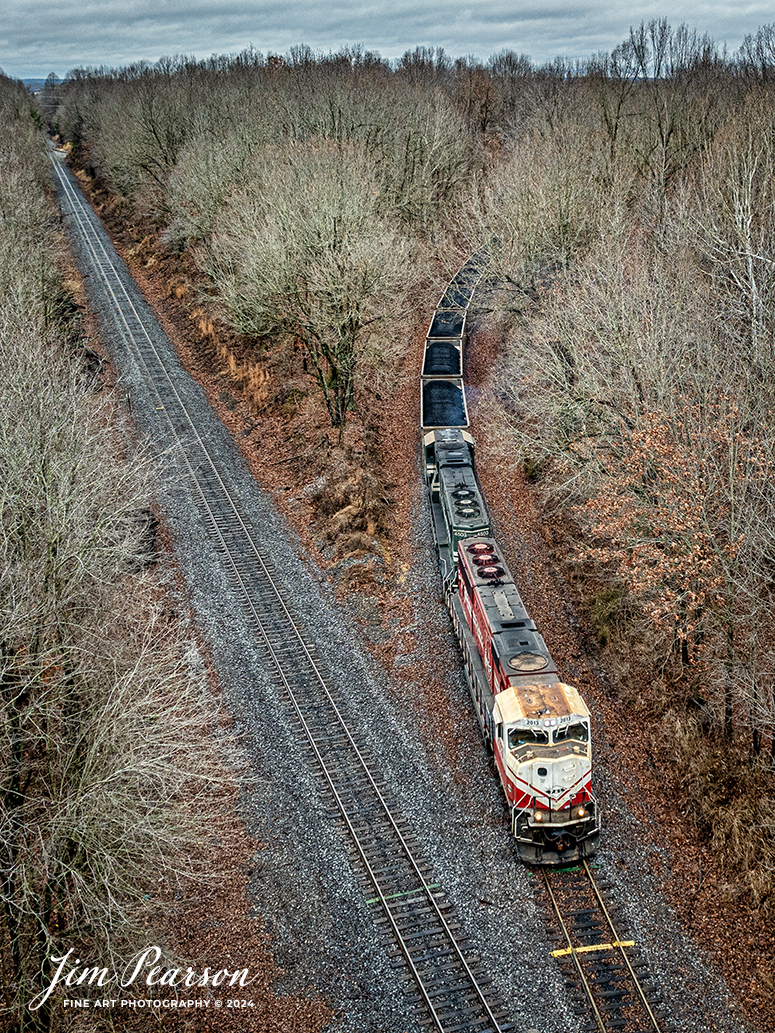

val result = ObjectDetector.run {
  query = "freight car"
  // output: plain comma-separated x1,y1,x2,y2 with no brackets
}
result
420,254,600,865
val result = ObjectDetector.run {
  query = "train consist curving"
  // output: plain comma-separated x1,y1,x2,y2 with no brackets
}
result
421,252,600,865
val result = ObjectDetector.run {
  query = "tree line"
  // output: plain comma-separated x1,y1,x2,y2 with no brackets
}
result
477,22,775,903
0,75,224,1031
43,24,775,436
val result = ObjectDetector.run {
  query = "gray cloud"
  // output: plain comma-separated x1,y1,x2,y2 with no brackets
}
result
2,0,774,78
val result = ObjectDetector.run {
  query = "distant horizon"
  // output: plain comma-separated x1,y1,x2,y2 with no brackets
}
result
4,34,774,85
3,1,775,82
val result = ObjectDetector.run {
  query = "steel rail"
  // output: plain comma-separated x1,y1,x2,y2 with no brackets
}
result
541,864,665,1033
51,152,505,1033
541,871,607,1033
583,861,662,1032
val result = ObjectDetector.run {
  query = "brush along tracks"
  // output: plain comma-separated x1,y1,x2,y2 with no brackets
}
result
50,150,511,1033
530,861,668,1033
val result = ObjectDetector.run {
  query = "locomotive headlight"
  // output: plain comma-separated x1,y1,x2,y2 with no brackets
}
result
573,806,586,819
533,810,543,823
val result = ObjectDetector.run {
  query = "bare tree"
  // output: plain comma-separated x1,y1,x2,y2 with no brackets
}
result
586,42,639,168
204,140,413,438
695,96,775,379
628,19,726,209
738,24,775,83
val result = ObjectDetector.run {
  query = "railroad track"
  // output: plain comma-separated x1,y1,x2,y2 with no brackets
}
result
50,149,512,1033
530,861,668,1033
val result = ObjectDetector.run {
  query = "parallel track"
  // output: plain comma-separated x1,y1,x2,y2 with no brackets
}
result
50,150,511,1033
533,862,668,1033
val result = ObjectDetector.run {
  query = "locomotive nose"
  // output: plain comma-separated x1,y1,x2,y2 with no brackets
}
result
533,755,585,805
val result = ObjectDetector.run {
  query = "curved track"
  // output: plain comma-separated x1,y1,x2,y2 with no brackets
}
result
50,150,512,1033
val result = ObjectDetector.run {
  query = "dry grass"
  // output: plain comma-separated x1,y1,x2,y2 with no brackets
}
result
661,712,775,908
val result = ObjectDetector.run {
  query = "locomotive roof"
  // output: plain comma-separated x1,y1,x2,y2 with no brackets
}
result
459,537,560,681
436,431,475,467
493,623,557,680
497,681,590,725
440,467,488,532
439,464,480,491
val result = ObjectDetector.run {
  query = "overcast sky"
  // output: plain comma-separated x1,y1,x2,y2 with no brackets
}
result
3,0,774,80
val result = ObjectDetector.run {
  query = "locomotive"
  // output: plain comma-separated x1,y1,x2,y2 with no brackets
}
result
421,254,600,865
423,428,490,582
451,538,599,863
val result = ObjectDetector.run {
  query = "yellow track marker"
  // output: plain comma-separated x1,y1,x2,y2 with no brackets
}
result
551,939,635,958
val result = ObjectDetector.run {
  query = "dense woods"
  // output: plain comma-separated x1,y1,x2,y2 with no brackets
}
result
477,25,775,904
47,21,775,906
17,16,775,1022
51,46,486,439
0,76,225,1031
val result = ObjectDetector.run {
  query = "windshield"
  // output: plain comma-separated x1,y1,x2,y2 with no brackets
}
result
507,721,589,749
554,721,589,743
508,727,549,749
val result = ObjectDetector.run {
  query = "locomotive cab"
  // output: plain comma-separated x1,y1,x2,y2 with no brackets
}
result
494,687,599,865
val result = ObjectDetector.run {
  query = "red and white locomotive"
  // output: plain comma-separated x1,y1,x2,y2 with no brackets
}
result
449,538,600,864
